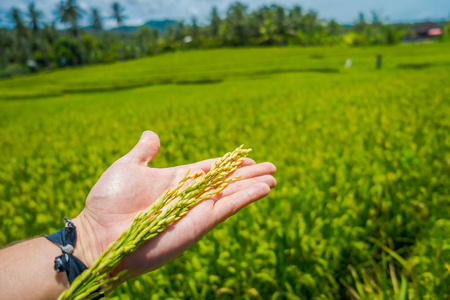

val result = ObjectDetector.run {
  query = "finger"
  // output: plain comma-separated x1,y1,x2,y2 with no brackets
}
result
174,157,256,173
125,131,161,165
212,182,271,224
214,175,276,199
233,162,276,180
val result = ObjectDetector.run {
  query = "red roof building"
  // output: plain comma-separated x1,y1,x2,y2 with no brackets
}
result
415,22,443,38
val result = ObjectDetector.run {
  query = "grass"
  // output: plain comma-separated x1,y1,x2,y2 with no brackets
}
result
0,42,449,299
1,43,449,99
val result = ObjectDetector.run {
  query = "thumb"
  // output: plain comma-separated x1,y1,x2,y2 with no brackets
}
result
125,131,161,165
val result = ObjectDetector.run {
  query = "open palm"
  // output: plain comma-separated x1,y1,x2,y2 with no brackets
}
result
73,131,276,280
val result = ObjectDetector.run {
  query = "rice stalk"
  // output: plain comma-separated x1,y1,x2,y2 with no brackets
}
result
58,146,251,300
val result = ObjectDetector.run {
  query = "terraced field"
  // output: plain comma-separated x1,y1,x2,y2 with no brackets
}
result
1,43,449,299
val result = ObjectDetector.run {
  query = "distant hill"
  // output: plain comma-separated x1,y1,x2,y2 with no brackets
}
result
144,20,177,32
108,19,177,34
108,25,140,34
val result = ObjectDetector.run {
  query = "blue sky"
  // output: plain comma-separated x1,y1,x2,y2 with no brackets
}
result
0,0,449,28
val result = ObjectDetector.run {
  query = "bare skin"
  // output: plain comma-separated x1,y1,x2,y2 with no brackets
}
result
0,131,276,299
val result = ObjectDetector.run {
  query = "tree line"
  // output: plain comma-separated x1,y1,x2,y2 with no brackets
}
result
0,1,412,76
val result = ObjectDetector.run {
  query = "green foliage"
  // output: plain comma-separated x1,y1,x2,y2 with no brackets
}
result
439,20,450,42
0,2,424,76
136,26,158,56
0,44,449,299
0,63,28,78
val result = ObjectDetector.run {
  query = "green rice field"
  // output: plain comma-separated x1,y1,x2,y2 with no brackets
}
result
1,42,449,299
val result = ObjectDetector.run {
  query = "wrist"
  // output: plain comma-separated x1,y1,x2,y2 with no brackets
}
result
72,213,98,268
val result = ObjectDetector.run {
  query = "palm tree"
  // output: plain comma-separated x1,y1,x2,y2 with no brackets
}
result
10,7,27,38
136,26,156,55
57,0,83,37
0,29,13,68
27,3,49,67
225,2,248,46
289,6,302,32
273,6,288,36
303,10,320,35
327,19,342,36
57,0,85,64
112,2,126,27
91,8,103,32
247,8,266,39
41,23,58,67
175,21,185,42
42,22,59,46
10,7,31,64
210,7,221,38
191,17,199,40
111,3,126,59
371,11,382,27
28,3,43,33
355,12,367,34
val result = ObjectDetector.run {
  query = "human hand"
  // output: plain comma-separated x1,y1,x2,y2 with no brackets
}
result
73,131,276,280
